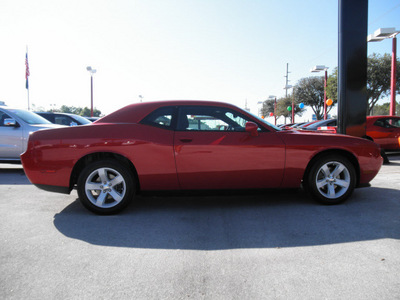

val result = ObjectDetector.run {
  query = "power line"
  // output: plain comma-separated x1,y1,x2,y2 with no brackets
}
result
369,3,400,26
306,3,400,67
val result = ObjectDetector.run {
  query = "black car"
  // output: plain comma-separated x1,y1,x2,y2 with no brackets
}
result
299,119,337,131
36,112,92,126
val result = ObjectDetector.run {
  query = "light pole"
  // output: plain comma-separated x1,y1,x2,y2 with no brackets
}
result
311,65,329,120
268,95,277,125
86,66,97,117
368,28,399,116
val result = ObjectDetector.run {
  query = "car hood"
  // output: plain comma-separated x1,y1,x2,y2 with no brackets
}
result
276,128,379,147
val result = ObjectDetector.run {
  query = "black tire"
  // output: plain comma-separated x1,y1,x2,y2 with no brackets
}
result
380,149,390,164
77,159,135,214
307,155,356,205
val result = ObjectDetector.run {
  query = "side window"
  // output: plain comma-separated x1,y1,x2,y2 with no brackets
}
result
393,119,400,127
41,114,55,123
374,119,385,128
187,114,228,131
54,116,69,125
177,106,260,131
141,106,175,129
387,118,400,128
66,117,78,126
375,118,400,128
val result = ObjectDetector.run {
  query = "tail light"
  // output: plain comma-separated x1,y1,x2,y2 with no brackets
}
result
317,126,337,133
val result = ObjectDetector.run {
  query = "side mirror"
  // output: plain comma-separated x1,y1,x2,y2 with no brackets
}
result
245,122,259,136
4,118,19,127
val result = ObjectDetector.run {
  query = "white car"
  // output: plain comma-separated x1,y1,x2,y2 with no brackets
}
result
0,106,64,163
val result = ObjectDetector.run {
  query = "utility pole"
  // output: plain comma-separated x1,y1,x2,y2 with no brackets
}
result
284,63,290,97
283,63,293,124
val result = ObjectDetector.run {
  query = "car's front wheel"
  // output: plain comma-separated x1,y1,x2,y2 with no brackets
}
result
77,160,135,214
307,155,356,205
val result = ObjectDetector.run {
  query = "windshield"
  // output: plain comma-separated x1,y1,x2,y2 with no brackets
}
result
9,109,52,125
247,111,282,131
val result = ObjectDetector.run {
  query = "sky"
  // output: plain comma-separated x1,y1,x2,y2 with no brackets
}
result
0,0,399,122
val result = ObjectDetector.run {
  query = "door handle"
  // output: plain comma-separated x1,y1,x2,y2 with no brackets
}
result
179,138,193,143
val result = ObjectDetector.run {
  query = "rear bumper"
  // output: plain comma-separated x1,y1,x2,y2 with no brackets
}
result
34,184,71,194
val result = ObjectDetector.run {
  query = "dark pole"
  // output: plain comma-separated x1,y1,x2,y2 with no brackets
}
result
390,36,397,116
90,75,93,117
274,97,277,125
337,0,368,137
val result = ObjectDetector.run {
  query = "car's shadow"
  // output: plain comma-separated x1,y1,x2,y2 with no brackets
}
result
0,167,31,185
53,187,400,250
387,153,400,166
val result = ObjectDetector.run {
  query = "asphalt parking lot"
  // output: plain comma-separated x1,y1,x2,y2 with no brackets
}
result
1,154,400,299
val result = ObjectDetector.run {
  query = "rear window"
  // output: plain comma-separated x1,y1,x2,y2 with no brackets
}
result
140,106,175,129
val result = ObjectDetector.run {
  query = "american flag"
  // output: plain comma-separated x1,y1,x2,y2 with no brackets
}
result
25,52,30,89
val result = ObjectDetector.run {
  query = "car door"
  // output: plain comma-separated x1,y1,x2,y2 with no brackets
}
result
0,111,24,159
173,105,285,190
381,118,400,150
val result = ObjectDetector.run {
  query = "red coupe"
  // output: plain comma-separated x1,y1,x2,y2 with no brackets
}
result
365,116,400,151
316,116,400,151
21,100,383,214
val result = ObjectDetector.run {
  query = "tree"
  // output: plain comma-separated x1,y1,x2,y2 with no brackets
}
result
80,107,102,117
371,102,390,115
326,53,400,115
275,95,305,123
371,101,400,115
58,105,102,117
326,67,337,103
260,99,278,120
367,53,400,115
59,105,82,115
294,76,335,120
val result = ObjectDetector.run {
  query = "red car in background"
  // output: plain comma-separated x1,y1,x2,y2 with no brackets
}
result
316,116,400,152
365,116,400,151
21,100,383,214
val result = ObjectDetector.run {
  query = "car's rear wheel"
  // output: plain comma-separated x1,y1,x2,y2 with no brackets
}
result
307,155,356,205
77,160,135,214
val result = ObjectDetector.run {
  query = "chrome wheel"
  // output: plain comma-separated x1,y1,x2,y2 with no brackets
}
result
77,159,135,214
307,155,356,205
315,161,350,199
85,167,126,208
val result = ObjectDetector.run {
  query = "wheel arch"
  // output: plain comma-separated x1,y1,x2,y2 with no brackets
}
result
69,152,140,192
303,149,360,187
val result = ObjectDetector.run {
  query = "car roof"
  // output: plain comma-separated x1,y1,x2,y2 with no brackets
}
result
366,115,400,124
36,112,76,116
0,107,34,116
99,100,242,124
367,115,400,119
